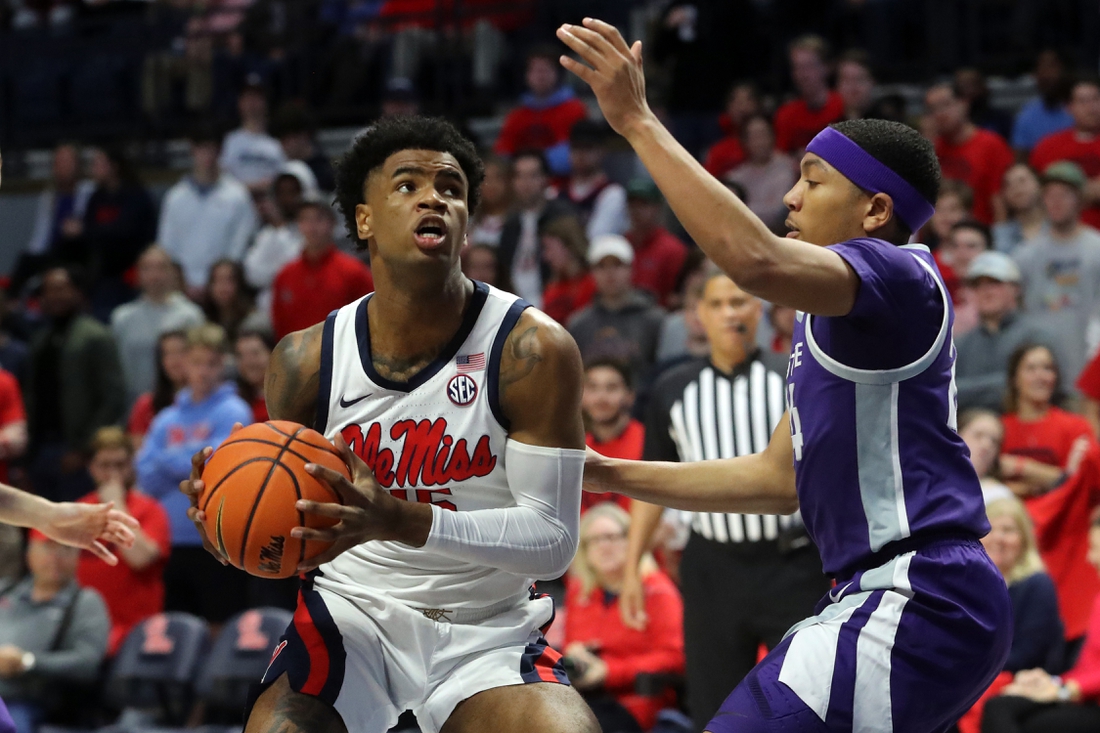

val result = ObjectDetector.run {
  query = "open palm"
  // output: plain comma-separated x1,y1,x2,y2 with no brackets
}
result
39,502,138,565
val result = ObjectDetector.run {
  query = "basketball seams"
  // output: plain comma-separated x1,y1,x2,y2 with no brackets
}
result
238,426,309,568
200,456,286,514
210,437,321,469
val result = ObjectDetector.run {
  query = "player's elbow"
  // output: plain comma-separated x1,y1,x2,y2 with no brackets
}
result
527,519,578,580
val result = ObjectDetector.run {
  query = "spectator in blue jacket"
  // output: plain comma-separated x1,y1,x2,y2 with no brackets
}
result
135,323,252,623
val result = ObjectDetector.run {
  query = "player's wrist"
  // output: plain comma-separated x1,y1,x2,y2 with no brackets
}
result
620,110,660,146
387,499,433,548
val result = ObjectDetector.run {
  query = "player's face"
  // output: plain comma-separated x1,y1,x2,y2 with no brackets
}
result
582,514,628,580
582,366,633,425
89,446,134,489
960,413,1002,478
981,513,1023,577
1014,347,1057,407
358,149,469,269
783,155,872,247
972,278,1018,319
697,275,761,361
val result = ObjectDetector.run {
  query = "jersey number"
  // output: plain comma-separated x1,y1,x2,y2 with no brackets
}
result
788,383,804,461
389,488,457,512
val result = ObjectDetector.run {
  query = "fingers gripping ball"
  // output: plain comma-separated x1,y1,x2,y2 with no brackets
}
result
199,421,349,578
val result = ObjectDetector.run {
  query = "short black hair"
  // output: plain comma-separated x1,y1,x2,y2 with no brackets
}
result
584,358,633,391
829,119,941,241
334,115,484,248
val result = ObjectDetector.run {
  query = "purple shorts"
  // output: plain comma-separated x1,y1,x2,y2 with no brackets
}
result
706,539,1011,733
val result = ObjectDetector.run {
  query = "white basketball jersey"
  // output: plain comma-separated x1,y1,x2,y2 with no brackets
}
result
313,281,533,610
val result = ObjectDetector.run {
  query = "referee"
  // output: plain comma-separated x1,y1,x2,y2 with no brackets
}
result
619,267,829,732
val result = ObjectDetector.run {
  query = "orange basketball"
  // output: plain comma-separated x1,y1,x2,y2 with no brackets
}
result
199,421,350,579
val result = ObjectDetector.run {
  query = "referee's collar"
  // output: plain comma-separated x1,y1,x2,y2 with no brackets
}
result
708,347,762,379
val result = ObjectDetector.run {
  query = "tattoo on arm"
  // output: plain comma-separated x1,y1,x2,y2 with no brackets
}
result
257,693,346,733
499,326,543,395
266,328,322,426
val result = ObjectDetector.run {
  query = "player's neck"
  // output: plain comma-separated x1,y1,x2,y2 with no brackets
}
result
368,269,473,357
590,413,631,444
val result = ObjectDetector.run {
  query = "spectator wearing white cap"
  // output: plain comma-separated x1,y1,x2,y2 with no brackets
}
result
568,235,665,389
954,251,1048,413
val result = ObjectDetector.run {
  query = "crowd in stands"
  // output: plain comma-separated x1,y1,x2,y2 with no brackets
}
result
2,2,1100,733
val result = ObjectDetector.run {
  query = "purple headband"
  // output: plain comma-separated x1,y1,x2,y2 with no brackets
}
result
806,127,935,233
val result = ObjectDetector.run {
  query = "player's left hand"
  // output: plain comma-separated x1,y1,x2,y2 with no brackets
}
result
556,18,652,138
38,501,139,565
292,434,417,572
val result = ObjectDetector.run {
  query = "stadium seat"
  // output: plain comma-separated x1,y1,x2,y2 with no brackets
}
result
194,607,293,724
103,613,210,727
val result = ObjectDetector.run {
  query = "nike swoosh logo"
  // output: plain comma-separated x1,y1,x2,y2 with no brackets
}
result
339,394,372,408
829,581,854,602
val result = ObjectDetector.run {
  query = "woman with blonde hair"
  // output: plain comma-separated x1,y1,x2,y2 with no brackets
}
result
563,502,684,733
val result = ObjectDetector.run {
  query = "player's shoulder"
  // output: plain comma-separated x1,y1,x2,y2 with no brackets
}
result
506,307,581,366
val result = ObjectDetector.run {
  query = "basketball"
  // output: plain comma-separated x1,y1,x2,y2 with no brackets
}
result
199,421,350,579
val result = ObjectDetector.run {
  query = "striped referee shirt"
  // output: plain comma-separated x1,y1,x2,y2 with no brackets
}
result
644,350,794,543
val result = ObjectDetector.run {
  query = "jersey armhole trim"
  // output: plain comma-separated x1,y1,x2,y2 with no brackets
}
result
804,252,949,385
313,309,339,434
487,299,532,431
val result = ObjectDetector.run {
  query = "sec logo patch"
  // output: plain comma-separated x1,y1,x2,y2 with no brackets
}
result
447,374,478,406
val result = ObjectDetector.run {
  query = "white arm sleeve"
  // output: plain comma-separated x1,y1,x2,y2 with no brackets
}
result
421,439,584,579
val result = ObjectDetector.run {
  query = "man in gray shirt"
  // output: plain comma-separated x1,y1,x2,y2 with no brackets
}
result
0,534,109,732
110,246,204,408
1013,161,1100,386
955,252,1047,412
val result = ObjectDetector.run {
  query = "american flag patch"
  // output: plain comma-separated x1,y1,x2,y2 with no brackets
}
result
456,353,486,372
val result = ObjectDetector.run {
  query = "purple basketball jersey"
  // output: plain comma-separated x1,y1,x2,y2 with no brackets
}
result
787,238,989,577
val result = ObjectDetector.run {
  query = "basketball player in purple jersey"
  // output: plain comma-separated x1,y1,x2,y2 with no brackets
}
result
559,19,1012,733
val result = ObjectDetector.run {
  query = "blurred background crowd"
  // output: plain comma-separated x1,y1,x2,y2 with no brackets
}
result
0,1,1099,733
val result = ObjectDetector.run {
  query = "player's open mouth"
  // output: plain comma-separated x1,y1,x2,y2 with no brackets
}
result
414,216,448,250
784,220,800,239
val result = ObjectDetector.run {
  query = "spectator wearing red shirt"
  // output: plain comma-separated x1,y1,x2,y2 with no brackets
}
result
235,329,274,423
127,330,188,449
982,514,1100,730
271,197,374,339
76,427,171,656
703,83,760,179
773,36,844,154
581,360,642,514
1078,347,1100,437
926,83,1015,224
563,503,684,733
624,179,688,307
494,45,588,177
540,215,595,325
0,367,26,486
1029,75,1100,230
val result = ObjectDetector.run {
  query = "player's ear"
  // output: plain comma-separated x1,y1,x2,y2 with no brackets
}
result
863,192,894,238
355,203,373,242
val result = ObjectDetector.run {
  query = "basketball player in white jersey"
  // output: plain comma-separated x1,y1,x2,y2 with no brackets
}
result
180,116,598,733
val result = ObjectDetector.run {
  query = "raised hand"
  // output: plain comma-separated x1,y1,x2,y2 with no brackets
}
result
39,501,139,565
556,18,652,138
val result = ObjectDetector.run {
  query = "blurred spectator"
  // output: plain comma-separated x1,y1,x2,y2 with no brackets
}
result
954,67,1014,140
8,0,76,28
540,216,595,326
202,259,258,343
768,304,796,355
135,323,251,623
954,252,1045,414
924,179,974,255
0,362,25,492
581,360,640,514
623,179,688,308
461,244,499,287
943,219,992,336
1013,162,1100,385
244,165,312,316
497,150,574,306
75,427,170,657
0,292,28,386
26,268,125,503
380,78,420,119
0,534,108,733
926,82,1014,225
127,330,189,448
469,156,511,248
959,409,1011,502
273,105,336,192
559,121,628,239
1078,347,1100,438
568,236,663,389
238,0,316,113
110,247,204,408
158,128,258,297
655,251,709,366
1029,75,1100,230
563,503,684,733
271,198,373,340
77,148,158,320
724,115,798,233
773,35,844,154
1000,344,1093,500
235,328,274,423
493,45,588,176
983,513,1100,731
13,144,94,298
219,78,289,188
703,82,759,179
994,164,1045,255
1012,49,1075,154
836,50,876,121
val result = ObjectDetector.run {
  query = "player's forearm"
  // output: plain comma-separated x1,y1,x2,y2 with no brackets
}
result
0,485,53,529
587,453,798,515
625,500,663,575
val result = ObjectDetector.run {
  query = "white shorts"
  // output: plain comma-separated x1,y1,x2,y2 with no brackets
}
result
248,575,568,733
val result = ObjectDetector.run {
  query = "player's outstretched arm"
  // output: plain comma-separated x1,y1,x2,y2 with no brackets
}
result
557,18,858,317
586,413,799,515
0,484,138,564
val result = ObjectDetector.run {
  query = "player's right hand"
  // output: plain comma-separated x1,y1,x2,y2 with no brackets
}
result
180,423,244,566
619,568,648,630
